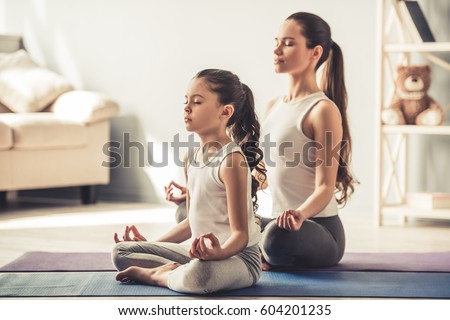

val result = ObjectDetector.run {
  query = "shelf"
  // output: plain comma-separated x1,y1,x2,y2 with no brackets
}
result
382,125,450,135
384,42,450,52
375,0,450,226
383,205,450,220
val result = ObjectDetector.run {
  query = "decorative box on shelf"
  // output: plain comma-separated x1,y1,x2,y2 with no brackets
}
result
407,192,450,210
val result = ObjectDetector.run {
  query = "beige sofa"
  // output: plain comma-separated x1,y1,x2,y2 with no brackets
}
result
0,35,119,205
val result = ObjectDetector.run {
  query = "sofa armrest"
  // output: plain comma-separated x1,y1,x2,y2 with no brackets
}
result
51,91,119,124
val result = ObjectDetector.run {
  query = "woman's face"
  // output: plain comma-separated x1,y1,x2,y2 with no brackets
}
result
274,19,316,75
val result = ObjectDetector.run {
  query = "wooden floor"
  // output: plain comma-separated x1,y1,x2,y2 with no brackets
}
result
1,197,450,267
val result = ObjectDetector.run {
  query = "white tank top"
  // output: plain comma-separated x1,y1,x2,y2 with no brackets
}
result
262,92,338,218
187,142,261,247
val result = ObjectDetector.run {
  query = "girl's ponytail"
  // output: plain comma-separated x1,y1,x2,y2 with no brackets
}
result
229,84,266,213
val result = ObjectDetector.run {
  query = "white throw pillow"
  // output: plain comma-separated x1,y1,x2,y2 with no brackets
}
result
0,50,74,112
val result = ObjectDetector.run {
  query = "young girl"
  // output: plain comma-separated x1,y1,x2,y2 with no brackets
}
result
112,69,266,294
259,12,356,270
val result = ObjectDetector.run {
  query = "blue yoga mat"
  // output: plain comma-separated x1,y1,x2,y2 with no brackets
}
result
1,271,449,298
2,251,450,272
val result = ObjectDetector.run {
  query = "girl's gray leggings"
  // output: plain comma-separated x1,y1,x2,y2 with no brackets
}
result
112,241,261,294
259,215,345,268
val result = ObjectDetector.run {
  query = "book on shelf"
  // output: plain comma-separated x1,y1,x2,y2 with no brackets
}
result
407,192,450,210
397,0,435,43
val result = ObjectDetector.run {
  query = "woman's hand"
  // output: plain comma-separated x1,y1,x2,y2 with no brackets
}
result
164,180,187,206
189,232,224,261
276,209,304,231
114,225,147,243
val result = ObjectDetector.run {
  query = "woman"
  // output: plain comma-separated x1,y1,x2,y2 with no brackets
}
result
259,12,356,270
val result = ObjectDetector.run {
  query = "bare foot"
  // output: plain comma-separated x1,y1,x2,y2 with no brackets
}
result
261,254,272,271
116,263,180,287
262,261,273,271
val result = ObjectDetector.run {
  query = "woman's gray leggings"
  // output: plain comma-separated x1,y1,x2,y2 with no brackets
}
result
112,241,261,294
259,215,345,268
175,201,187,223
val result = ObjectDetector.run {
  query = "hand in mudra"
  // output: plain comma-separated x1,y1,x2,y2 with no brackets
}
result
114,225,147,243
276,209,304,231
164,180,187,206
189,232,223,261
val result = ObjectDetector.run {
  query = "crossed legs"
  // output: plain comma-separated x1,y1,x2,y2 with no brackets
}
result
112,241,260,294
259,215,345,269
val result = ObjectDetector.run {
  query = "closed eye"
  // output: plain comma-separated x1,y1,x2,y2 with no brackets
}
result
275,38,295,47
184,100,202,105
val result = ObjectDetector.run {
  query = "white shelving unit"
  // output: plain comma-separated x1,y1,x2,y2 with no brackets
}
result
375,0,450,225
385,42,450,52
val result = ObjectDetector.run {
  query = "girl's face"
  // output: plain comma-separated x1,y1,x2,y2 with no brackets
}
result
184,78,224,135
274,19,317,75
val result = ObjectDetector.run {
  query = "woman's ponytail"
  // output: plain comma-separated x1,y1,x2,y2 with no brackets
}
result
322,41,357,206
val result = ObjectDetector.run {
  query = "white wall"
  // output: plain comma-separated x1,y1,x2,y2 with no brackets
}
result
2,0,377,214
0,0,5,32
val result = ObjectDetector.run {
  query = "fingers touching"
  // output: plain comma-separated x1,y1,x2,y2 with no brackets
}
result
113,225,147,243
189,232,221,260
164,181,187,205
276,210,302,231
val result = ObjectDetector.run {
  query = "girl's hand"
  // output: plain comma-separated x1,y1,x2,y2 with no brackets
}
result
189,232,223,260
164,180,187,206
114,225,147,243
276,210,304,231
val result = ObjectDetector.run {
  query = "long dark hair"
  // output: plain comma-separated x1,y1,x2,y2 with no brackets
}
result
287,12,357,206
195,69,266,213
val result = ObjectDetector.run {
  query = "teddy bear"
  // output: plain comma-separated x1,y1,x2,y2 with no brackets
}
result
381,64,444,125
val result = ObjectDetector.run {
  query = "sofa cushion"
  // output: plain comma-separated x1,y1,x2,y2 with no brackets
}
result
0,50,74,113
0,119,12,150
52,91,120,124
0,113,87,150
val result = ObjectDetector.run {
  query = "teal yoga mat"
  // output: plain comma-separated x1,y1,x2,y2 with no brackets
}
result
1,271,449,298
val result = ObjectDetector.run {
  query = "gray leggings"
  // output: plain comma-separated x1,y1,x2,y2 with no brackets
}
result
174,201,188,223
112,241,261,294
259,215,345,268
